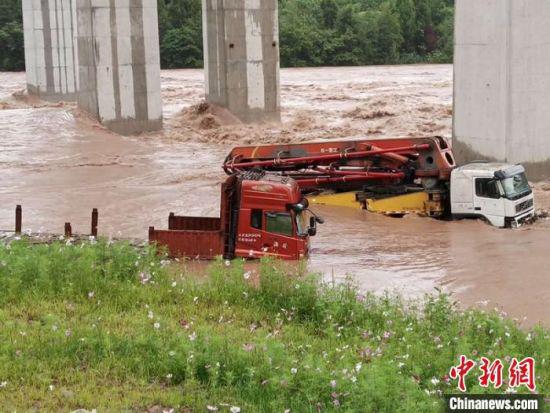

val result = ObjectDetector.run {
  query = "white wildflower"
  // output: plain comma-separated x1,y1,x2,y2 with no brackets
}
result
139,272,151,284
0,381,7,388
206,406,218,412
291,368,298,375
189,332,197,341
230,407,241,413
154,322,160,329
243,271,252,280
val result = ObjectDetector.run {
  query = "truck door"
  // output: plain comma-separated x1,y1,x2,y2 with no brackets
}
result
262,211,298,259
473,178,506,227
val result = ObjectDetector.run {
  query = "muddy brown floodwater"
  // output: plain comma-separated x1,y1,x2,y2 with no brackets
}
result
0,65,549,327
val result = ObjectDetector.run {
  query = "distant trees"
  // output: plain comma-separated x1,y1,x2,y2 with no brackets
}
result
158,0,203,68
0,0,454,71
278,0,453,67
0,0,24,71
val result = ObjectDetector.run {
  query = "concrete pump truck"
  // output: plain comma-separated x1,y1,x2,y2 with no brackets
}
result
223,136,535,228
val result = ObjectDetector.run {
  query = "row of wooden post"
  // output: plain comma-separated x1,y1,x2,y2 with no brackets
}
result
14,205,99,238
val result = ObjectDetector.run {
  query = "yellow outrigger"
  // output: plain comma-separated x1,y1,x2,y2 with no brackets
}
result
308,190,445,217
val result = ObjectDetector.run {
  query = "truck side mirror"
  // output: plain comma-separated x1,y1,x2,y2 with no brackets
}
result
307,216,318,236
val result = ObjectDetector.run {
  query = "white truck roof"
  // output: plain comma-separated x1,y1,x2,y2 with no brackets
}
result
452,162,525,179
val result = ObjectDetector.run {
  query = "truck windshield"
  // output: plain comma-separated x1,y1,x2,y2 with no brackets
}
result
501,173,531,200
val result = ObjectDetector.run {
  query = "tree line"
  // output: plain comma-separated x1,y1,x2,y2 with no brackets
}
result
0,0,453,71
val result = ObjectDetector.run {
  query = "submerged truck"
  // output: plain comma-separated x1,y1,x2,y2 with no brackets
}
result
224,137,535,228
450,163,534,227
149,171,322,259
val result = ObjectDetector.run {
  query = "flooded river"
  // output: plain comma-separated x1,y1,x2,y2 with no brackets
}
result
0,65,548,327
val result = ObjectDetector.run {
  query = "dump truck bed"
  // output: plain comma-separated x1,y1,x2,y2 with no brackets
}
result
149,214,224,259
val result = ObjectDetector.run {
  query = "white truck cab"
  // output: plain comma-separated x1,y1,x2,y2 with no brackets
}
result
450,163,535,228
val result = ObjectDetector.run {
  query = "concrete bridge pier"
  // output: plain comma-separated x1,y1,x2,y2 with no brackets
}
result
76,0,162,135
22,0,79,101
23,0,163,135
454,0,550,179
202,0,281,123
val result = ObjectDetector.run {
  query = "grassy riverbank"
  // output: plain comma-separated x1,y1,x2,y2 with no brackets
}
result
0,239,547,412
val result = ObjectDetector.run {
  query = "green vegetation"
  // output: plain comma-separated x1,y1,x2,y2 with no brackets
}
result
0,0,24,71
0,239,547,411
278,0,453,67
0,0,454,71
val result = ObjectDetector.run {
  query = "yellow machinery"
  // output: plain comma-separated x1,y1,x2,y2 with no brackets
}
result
308,190,445,217
308,192,363,209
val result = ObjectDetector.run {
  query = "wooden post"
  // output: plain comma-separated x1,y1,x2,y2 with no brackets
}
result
64,223,72,238
15,205,22,234
91,208,98,237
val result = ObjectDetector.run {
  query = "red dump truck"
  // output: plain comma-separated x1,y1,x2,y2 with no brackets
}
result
149,171,322,260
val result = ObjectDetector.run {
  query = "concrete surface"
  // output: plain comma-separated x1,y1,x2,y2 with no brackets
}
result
454,0,550,180
202,0,281,123
22,0,79,101
76,0,162,135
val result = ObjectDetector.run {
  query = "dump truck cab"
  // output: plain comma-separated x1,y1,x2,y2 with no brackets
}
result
235,174,317,259
149,171,321,260
450,163,535,227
